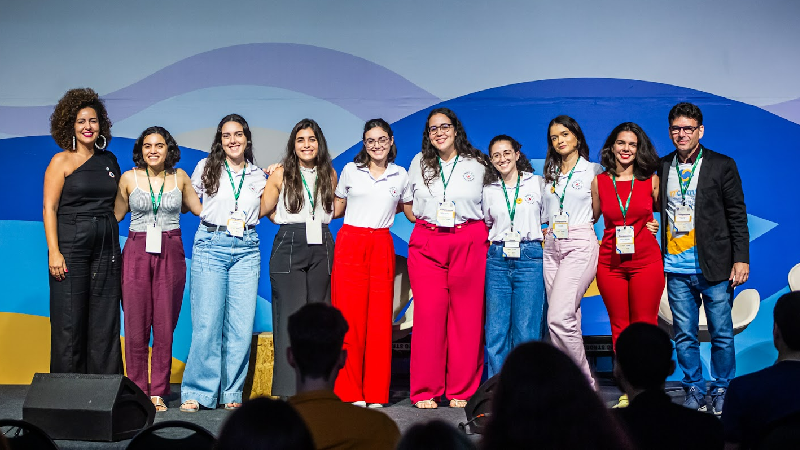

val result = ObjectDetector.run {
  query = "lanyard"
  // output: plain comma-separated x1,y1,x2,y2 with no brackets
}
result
555,156,580,213
145,168,165,224
437,155,459,202
301,170,316,216
501,172,522,231
225,160,247,211
675,148,703,206
611,174,635,226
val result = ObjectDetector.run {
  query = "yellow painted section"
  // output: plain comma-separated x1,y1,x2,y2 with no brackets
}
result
585,277,600,297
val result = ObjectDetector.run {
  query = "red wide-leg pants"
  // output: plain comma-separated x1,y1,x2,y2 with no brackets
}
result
332,225,395,404
407,219,488,404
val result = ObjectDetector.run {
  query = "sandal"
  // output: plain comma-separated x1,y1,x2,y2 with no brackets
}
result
449,399,467,408
414,399,438,409
180,399,200,413
224,402,242,410
151,396,168,412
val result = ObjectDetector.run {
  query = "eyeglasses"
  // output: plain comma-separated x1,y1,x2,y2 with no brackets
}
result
669,126,699,135
490,150,516,162
428,123,454,135
365,136,390,147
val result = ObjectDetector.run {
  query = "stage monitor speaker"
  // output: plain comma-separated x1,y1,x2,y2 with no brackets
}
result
459,374,498,435
22,373,156,441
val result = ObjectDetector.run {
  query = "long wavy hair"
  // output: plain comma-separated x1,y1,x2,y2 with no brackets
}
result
49,87,112,151
132,126,181,172
483,134,535,186
543,115,590,185
353,118,397,168
201,114,254,196
281,119,335,214
599,122,660,180
420,107,489,187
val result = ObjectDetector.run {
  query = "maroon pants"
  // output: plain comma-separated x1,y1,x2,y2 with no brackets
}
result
407,219,488,403
332,225,394,404
121,229,186,396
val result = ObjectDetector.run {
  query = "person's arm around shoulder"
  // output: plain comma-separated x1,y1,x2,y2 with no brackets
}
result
178,169,202,215
260,166,283,219
114,170,133,222
720,157,749,286
591,174,602,223
645,174,661,235
43,153,68,281
333,165,347,219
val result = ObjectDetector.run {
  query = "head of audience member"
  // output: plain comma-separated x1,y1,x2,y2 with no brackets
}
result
215,397,314,450
599,122,660,181
354,118,397,168
397,420,476,450
544,115,590,185
668,102,704,155
287,303,349,391
481,342,633,450
50,87,112,152
483,134,534,185
613,322,675,400
773,291,800,359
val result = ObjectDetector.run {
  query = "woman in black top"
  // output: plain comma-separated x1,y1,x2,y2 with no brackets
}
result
43,88,123,374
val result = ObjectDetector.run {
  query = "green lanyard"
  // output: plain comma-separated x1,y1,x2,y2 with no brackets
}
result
611,174,635,226
675,148,703,206
501,172,522,231
555,156,580,213
301,170,316,215
225,160,247,211
437,155,459,202
145,168,165,224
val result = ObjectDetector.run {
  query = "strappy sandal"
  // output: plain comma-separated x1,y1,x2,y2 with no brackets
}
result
449,399,467,408
414,399,438,409
179,399,200,412
151,396,168,412
224,402,242,410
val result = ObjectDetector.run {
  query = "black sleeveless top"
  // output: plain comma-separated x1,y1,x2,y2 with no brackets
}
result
58,150,121,216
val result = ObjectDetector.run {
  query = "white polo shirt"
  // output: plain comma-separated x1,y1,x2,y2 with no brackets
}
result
335,162,412,229
483,171,545,242
273,166,334,225
542,157,603,226
191,158,266,226
408,152,485,224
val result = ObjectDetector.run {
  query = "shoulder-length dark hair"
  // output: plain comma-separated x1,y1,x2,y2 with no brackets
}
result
484,135,535,185
132,126,181,172
543,115,590,185
49,88,112,151
353,118,397,168
481,342,634,450
201,114,254,196
599,122,659,180
281,118,335,214
420,107,489,187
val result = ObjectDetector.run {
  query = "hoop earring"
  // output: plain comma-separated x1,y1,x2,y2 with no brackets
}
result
72,136,76,150
95,135,107,150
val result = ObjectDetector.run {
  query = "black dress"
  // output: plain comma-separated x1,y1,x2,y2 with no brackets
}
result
49,150,123,374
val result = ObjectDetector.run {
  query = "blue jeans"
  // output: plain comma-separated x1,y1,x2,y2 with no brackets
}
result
667,272,735,393
485,241,546,377
181,227,260,407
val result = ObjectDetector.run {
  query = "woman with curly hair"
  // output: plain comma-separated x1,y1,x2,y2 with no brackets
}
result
406,108,490,409
43,87,122,374
113,126,202,411
261,118,337,398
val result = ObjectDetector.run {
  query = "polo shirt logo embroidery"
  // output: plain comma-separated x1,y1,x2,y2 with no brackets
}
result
571,180,583,190
524,193,536,204
462,171,475,182
388,186,399,197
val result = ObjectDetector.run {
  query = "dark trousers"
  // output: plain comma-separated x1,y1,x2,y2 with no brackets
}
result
269,223,333,396
49,213,122,374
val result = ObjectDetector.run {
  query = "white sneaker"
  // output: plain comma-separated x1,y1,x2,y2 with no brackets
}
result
368,403,383,408
352,401,367,407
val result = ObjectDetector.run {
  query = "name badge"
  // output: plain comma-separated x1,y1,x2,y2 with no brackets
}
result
227,210,246,238
437,201,456,228
552,213,569,239
306,215,323,245
503,231,521,259
615,225,635,254
145,223,162,254
674,205,693,233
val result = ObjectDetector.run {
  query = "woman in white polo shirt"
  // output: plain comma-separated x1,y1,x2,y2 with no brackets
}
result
542,115,603,390
331,118,413,408
482,135,546,378
406,107,490,409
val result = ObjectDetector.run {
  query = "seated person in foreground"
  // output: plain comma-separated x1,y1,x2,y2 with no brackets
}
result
216,397,314,450
613,322,723,450
722,291,800,450
287,303,400,450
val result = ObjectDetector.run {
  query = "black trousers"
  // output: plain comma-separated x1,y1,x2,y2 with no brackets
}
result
269,223,334,396
49,213,122,374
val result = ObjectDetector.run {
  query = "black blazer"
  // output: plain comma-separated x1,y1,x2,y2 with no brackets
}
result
657,146,749,282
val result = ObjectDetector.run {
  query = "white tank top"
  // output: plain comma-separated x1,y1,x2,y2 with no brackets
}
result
272,166,333,225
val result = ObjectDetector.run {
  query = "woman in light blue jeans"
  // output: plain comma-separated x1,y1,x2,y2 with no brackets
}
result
482,135,547,377
180,114,268,411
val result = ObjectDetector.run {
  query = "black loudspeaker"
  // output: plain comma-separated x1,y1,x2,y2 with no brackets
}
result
22,373,156,441
459,374,499,435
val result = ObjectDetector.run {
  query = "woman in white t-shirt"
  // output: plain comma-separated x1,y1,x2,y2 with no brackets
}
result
331,118,413,407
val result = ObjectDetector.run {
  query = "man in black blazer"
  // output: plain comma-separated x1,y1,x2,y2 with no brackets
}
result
657,102,749,416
